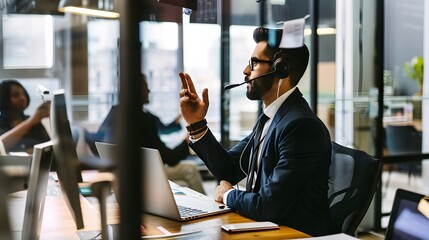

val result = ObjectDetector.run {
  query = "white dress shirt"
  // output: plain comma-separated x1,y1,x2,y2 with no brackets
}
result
222,86,297,205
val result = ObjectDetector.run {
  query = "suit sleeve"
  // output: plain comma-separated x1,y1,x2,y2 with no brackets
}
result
190,129,251,185
225,118,331,222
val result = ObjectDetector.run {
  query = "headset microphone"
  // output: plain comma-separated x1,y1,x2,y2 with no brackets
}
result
224,70,276,90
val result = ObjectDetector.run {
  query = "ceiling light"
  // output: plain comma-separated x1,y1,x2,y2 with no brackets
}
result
58,0,119,19
304,28,337,36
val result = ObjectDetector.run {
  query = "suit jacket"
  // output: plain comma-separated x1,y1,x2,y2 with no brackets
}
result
190,88,331,236
99,105,189,166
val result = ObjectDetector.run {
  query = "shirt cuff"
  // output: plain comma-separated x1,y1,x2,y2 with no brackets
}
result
223,188,235,206
189,128,208,143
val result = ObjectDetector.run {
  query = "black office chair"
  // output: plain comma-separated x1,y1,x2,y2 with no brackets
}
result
328,142,383,236
385,124,422,185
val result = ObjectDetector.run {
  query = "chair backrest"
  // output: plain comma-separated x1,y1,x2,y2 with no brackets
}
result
385,125,422,154
328,142,383,236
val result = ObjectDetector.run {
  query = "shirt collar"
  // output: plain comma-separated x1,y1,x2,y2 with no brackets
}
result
263,86,296,119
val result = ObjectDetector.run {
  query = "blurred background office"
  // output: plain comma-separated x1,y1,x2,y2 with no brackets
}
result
0,0,428,236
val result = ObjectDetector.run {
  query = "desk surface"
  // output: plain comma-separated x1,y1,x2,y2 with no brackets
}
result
8,177,310,239
143,209,309,239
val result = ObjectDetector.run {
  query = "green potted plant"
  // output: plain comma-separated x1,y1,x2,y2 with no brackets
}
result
403,56,424,95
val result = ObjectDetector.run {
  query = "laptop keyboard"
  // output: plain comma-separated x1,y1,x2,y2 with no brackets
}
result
177,205,208,218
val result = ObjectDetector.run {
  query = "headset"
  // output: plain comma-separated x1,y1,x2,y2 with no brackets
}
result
272,49,290,79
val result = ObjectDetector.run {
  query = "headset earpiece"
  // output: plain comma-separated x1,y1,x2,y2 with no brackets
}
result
273,57,290,79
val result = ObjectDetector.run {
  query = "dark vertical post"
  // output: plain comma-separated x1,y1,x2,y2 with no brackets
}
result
71,17,89,122
118,0,143,239
220,0,231,147
309,0,319,114
258,0,266,25
374,0,385,231
257,1,266,117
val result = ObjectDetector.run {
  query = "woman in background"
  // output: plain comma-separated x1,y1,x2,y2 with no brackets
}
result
0,80,50,154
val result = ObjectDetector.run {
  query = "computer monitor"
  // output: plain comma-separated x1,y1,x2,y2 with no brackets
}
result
383,102,413,123
51,89,84,229
22,141,54,240
0,168,11,239
385,188,429,240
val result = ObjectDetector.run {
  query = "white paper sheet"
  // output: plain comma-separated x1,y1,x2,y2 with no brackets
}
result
279,18,305,49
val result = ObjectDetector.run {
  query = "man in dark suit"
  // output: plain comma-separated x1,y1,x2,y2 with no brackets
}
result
178,27,332,236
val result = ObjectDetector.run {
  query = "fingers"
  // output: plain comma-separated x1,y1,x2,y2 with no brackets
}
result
179,72,188,90
214,180,233,203
179,89,198,103
184,73,197,94
179,72,193,100
201,88,209,106
36,101,51,118
220,180,232,188
214,186,223,202
42,101,51,109
179,72,198,102
179,72,197,94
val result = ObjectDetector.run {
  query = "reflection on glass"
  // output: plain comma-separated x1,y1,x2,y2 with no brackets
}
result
229,26,258,141
183,20,221,139
88,19,119,122
141,22,181,125
3,15,53,69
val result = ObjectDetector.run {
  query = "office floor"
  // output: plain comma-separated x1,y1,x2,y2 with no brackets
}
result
201,168,429,240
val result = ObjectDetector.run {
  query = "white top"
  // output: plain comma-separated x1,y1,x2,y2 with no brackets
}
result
223,86,297,205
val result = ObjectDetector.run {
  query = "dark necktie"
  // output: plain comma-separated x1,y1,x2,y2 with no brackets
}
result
246,114,270,192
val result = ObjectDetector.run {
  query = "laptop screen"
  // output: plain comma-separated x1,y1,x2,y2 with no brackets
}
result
385,188,429,240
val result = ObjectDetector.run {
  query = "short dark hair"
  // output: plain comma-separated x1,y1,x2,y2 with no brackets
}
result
0,79,30,112
253,27,309,86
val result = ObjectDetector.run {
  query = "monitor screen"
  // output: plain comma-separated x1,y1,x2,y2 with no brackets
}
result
385,188,429,240
51,90,84,229
22,141,54,239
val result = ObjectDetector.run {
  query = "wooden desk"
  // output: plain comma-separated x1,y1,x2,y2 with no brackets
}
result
140,212,310,239
97,195,310,239
8,190,103,240
8,180,310,239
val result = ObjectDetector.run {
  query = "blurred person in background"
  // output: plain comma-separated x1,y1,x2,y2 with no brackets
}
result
0,79,50,154
86,73,205,194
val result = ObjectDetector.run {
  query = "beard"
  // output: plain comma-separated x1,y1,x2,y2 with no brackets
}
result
245,75,275,100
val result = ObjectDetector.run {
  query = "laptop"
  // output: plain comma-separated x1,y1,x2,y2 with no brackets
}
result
385,188,429,240
95,142,231,221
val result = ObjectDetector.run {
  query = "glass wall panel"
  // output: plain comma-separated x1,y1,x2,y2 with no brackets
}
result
3,14,54,69
381,0,428,228
140,21,185,146
0,14,69,120
141,22,180,124
335,0,381,230
87,19,119,123
231,0,259,25
183,20,221,139
3,0,428,234
228,25,258,141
